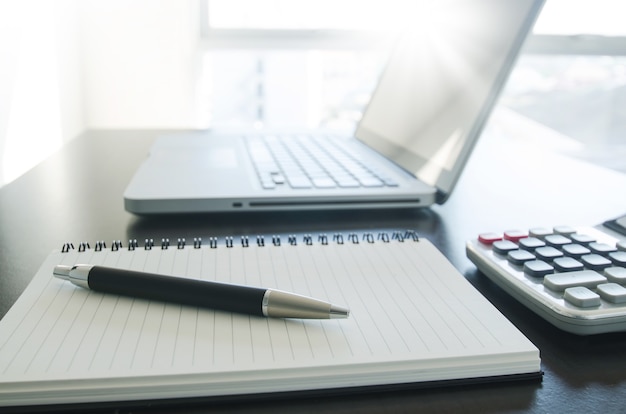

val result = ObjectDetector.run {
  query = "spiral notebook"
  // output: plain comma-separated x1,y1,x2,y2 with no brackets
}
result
0,231,540,410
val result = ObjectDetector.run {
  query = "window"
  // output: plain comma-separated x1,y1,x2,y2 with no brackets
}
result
199,0,626,172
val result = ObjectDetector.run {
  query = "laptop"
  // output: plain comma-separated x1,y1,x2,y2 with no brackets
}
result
124,0,545,214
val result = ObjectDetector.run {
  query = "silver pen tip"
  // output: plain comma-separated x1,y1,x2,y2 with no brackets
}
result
329,305,350,319
53,265,72,280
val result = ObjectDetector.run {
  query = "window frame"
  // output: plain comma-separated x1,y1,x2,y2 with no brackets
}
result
199,0,626,55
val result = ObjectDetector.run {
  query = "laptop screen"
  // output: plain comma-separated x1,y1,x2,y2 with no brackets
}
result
355,0,544,203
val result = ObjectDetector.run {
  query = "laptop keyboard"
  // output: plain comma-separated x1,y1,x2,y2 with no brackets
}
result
246,135,399,190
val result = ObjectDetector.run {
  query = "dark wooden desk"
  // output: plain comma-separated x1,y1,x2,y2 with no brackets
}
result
2,114,626,413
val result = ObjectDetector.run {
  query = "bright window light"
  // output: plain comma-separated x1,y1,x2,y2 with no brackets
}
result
534,0,626,36
207,0,626,36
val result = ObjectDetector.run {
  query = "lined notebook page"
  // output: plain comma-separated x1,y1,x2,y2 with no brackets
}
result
0,235,539,406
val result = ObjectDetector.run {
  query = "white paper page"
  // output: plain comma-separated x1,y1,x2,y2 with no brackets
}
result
0,235,539,406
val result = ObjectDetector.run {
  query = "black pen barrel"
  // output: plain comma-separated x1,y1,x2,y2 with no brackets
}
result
87,266,266,316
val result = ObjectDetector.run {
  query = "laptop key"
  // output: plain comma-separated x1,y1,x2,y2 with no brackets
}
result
357,177,384,187
287,176,313,188
271,173,286,184
260,177,276,189
336,178,360,188
312,177,336,188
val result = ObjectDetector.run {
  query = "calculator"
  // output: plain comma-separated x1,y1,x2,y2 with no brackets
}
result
466,215,626,335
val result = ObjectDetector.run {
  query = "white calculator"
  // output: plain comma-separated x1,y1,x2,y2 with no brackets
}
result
466,215,626,335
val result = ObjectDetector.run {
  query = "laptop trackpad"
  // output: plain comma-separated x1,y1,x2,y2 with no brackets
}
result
205,148,238,168
130,136,253,196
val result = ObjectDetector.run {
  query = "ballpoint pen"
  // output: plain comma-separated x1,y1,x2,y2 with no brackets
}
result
53,264,349,319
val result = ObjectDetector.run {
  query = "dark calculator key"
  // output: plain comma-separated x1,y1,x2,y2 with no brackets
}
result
608,251,626,266
518,237,546,251
492,240,518,255
580,254,612,271
554,225,577,235
553,257,585,272
588,242,618,255
535,246,564,262
524,260,554,277
570,233,595,245
507,250,536,265
545,234,571,248
529,227,552,239
562,243,591,258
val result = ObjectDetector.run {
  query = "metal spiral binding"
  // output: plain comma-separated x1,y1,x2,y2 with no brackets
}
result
112,240,122,251
60,230,419,252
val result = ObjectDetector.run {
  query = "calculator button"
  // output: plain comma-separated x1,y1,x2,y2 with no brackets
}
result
553,257,584,272
478,233,502,245
580,254,613,271
507,250,536,265
554,226,577,235
544,270,607,291
503,230,528,242
544,234,571,248
529,227,552,239
617,240,626,251
597,283,626,304
561,243,591,258
608,251,626,266
518,237,546,251
588,242,618,255
564,287,601,308
570,233,595,245
535,246,564,261
492,240,518,255
523,260,554,277
605,267,626,284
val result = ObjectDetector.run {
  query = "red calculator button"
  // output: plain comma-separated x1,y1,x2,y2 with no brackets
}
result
478,233,502,245
503,230,528,242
